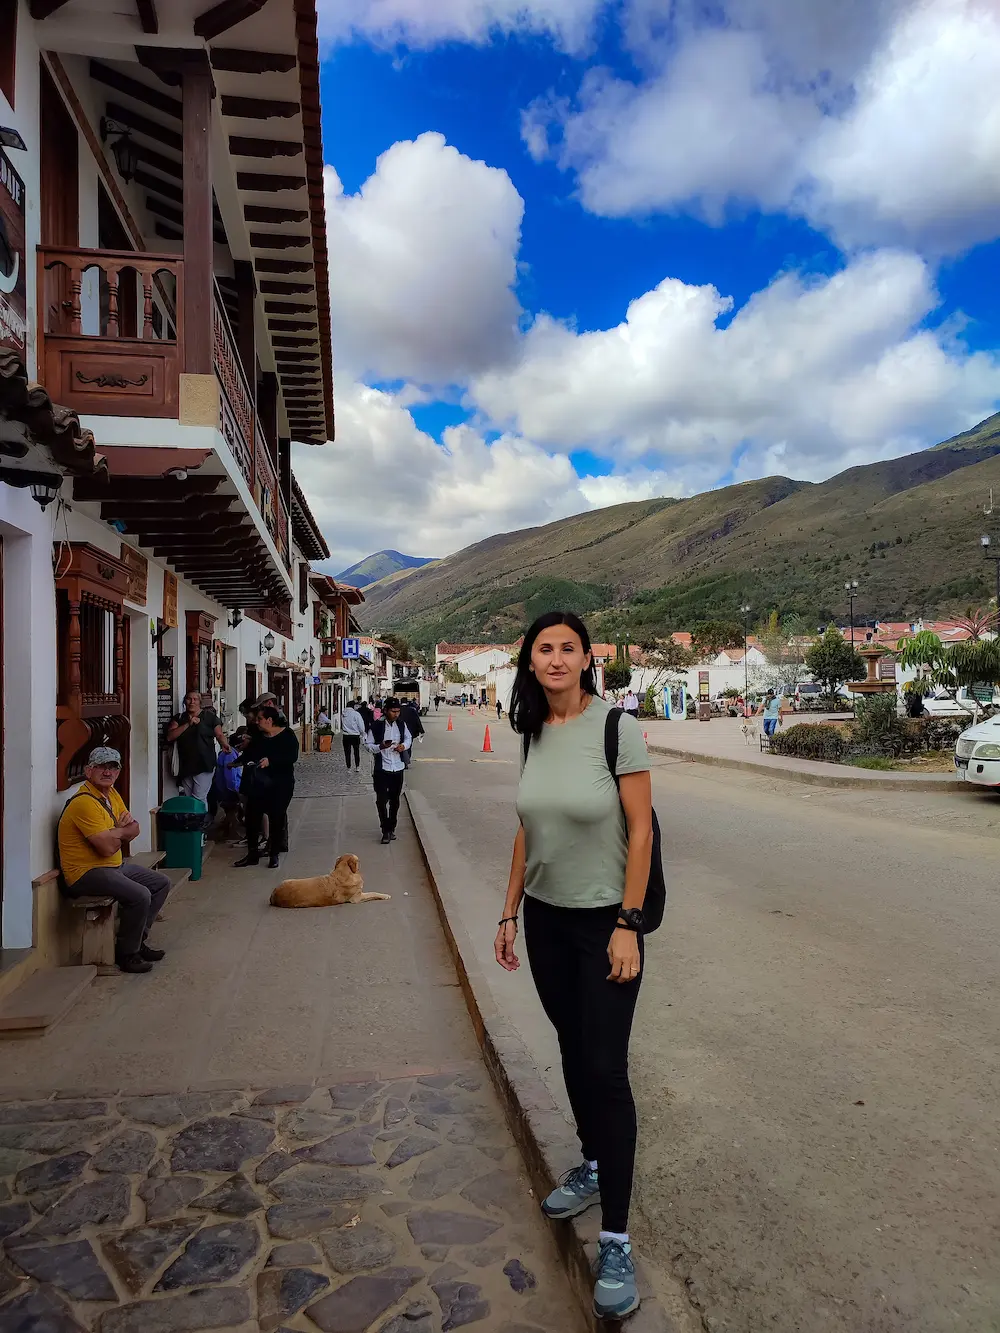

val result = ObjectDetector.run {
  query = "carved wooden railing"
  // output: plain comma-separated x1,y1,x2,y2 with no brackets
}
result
212,283,255,489
320,638,343,669
38,246,182,418
253,418,289,569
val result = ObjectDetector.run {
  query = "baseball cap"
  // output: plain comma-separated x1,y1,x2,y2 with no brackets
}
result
87,747,122,767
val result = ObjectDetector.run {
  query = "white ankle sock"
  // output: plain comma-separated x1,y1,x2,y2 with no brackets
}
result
587,1160,598,1172
600,1230,629,1246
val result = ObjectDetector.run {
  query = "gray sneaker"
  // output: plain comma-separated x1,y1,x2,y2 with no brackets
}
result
541,1161,600,1219
593,1238,639,1320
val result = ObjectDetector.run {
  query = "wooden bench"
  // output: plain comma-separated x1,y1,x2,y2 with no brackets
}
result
64,851,173,972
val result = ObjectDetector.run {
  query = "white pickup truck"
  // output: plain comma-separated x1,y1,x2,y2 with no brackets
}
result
955,714,1000,786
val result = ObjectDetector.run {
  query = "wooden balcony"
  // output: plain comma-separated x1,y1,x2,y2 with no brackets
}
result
38,246,290,571
38,246,182,417
320,639,345,670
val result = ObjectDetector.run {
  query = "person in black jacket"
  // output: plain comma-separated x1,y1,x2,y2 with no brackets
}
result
399,698,424,765
234,705,299,869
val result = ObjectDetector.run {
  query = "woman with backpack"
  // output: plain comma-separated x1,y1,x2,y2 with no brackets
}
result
494,610,656,1321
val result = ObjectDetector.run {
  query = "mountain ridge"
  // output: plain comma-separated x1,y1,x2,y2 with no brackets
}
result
336,549,434,589
358,415,1000,647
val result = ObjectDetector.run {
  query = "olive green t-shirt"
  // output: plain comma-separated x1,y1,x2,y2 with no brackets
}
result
516,696,650,909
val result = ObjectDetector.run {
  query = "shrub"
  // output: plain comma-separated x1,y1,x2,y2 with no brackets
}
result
918,717,966,752
851,693,911,758
770,723,848,762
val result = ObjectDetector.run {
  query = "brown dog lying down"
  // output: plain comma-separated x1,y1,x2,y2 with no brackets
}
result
269,854,390,908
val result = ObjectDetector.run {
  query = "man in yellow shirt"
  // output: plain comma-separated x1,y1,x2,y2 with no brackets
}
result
57,747,172,974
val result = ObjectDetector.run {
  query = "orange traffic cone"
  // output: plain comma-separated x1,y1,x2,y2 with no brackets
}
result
447,715,453,731
482,725,493,753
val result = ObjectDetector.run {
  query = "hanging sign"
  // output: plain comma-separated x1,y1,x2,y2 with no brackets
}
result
343,637,360,659
0,152,26,355
162,570,178,628
120,544,148,605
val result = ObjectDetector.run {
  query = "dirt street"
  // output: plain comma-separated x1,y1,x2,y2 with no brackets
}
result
410,711,1000,1333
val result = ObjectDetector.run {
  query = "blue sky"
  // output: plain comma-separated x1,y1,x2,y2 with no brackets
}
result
296,0,1000,571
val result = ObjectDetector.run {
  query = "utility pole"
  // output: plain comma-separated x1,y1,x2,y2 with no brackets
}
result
981,535,1000,612
741,603,751,714
845,580,859,646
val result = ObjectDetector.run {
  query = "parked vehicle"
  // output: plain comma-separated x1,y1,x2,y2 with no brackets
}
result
955,714,1000,786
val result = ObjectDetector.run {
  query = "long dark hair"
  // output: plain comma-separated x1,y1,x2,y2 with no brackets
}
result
509,610,597,742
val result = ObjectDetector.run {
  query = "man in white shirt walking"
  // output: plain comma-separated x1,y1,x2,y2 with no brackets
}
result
364,697,411,843
622,688,640,720
340,698,366,772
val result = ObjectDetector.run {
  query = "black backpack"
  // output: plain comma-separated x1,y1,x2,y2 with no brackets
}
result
522,707,666,932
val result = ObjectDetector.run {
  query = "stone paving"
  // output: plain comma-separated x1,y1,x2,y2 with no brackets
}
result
0,1072,581,1332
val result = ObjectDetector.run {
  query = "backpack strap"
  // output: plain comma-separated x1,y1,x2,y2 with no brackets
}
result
604,707,623,789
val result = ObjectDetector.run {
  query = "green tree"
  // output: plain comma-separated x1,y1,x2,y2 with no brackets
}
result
382,631,412,662
805,628,866,700
897,632,1000,712
603,657,633,692
444,663,467,684
691,620,744,659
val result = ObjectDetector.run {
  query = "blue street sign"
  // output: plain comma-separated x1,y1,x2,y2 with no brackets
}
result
342,637,360,659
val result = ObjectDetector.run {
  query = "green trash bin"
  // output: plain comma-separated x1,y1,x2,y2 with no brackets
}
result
157,795,207,881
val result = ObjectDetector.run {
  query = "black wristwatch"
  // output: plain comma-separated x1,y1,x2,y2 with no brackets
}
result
617,907,645,933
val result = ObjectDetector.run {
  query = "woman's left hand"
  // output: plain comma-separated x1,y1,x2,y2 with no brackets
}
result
607,927,641,984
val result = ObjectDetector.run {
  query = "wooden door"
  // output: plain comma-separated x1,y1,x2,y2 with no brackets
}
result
39,62,79,334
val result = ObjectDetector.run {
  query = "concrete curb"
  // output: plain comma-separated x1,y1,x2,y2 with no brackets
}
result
406,790,680,1333
646,742,962,791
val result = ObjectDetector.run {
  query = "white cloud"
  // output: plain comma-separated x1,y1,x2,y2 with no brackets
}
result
530,0,1000,255
293,382,604,571
803,0,1000,252
325,134,524,387
528,30,818,221
316,0,603,52
470,249,1000,488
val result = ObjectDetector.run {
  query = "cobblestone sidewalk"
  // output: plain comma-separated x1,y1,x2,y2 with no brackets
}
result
0,1070,581,1332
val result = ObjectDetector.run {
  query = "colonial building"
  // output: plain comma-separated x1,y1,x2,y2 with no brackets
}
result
0,1,336,993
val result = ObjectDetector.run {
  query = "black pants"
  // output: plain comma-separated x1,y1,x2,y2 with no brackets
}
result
343,735,361,768
373,768,404,835
523,894,643,1234
245,794,291,857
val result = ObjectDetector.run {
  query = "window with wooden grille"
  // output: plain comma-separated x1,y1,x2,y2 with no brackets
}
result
54,544,131,792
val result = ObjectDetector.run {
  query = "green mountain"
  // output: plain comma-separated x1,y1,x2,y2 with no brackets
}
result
336,549,434,589
358,415,1000,648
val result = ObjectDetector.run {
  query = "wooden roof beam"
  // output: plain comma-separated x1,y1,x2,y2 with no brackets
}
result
106,101,182,153
260,280,312,294
222,96,299,120
136,0,159,34
255,258,310,274
211,48,297,74
89,61,180,118
194,0,269,40
245,206,308,224
237,173,306,193
251,233,310,249
230,138,302,160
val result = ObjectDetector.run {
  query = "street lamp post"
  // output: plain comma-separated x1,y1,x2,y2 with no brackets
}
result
741,603,751,714
982,535,1000,612
845,580,859,646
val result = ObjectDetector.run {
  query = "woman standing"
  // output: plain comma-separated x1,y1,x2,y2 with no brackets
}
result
234,705,299,869
495,611,653,1320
